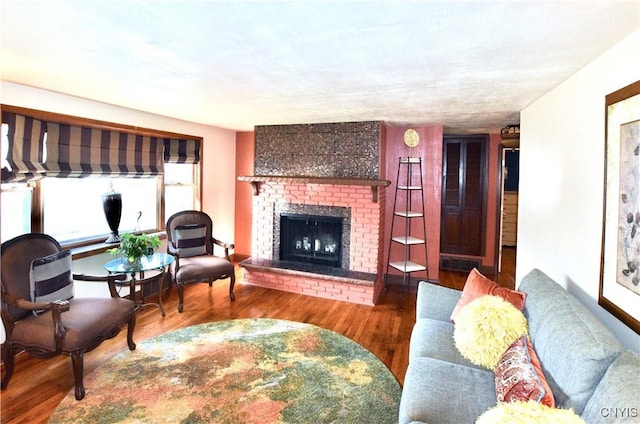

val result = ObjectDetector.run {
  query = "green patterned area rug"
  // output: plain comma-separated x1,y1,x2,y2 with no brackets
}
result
49,318,401,423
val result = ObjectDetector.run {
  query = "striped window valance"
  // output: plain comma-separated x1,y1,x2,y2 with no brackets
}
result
1,112,47,183
45,123,164,178
163,138,201,164
2,108,202,181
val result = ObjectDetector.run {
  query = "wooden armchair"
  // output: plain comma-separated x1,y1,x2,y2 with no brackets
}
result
166,210,235,313
1,233,136,400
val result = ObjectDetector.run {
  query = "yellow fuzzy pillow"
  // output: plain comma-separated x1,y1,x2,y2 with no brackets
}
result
454,295,528,370
476,400,585,424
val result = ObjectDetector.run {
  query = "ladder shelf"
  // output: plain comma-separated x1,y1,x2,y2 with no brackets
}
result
385,156,429,289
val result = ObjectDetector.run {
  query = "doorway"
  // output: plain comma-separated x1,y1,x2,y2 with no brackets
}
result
498,145,519,272
440,135,489,269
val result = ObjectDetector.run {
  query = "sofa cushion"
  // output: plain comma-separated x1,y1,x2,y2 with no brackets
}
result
416,281,461,321
450,268,526,323
581,351,640,423
399,357,496,424
11,297,134,351
495,335,555,407
409,319,484,369
518,269,623,415
175,255,234,284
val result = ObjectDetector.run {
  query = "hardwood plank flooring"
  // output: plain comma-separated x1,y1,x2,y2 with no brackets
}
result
439,247,516,291
1,248,515,423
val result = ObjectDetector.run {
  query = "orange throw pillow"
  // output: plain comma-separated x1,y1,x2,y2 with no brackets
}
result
450,268,526,323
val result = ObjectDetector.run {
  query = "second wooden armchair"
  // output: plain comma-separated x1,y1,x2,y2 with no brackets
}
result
166,210,236,313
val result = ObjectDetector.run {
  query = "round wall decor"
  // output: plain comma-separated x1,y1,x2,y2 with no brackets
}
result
403,128,420,147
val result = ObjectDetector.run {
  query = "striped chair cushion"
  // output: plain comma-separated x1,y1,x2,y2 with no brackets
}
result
175,224,207,257
29,250,74,315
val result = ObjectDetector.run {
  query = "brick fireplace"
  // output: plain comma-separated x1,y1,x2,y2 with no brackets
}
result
238,121,390,305
277,206,347,268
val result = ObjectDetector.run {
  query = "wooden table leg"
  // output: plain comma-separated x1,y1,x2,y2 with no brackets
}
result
157,270,166,317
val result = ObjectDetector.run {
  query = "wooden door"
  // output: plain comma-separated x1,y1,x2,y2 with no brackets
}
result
440,135,488,256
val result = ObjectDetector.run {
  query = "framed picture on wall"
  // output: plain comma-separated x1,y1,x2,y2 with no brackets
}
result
600,80,640,334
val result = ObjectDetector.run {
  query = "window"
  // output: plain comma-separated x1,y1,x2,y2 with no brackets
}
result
164,162,199,220
1,123,32,243
1,122,8,170
41,177,160,244
1,168,197,245
1,184,32,243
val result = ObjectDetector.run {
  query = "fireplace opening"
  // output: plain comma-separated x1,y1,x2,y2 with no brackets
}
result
279,213,343,268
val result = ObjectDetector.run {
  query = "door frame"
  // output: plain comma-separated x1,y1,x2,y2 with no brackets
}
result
494,143,519,274
440,134,489,264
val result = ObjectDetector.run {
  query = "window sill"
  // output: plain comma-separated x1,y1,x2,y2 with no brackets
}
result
68,231,166,260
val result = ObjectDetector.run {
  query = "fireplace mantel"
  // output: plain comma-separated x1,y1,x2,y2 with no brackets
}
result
238,175,391,202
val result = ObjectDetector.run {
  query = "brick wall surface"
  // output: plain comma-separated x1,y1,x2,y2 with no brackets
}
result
242,268,376,306
245,182,386,305
251,182,383,275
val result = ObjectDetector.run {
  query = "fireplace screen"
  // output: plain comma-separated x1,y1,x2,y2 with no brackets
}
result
279,214,342,268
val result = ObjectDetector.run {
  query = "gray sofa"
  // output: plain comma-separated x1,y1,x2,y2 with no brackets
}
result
399,268,639,423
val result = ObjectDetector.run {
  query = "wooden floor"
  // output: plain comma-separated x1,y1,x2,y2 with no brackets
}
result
1,248,515,423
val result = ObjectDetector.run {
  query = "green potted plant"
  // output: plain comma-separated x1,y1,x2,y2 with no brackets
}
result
107,233,161,264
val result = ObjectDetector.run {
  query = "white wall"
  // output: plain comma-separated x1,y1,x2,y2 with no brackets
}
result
0,82,237,244
518,29,640,352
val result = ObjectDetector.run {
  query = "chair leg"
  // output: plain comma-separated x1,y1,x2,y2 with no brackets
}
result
1,343,15,389
177,283,184,313
165,272,173,296
127,313,137,351
229,273,236,301
71,351,85,400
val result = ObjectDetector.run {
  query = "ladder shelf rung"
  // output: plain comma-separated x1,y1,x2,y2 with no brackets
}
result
392,236,425,245
400,157,422,164
389,261,427,273
394,211,424,218
397,185,422,190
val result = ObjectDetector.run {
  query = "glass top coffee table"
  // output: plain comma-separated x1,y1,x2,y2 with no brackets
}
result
104,253,175,317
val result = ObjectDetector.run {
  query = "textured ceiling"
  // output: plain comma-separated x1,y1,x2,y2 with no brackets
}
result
1,1,638,133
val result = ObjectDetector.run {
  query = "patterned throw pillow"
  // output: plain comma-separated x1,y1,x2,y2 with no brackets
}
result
495,334,555,407
29,250,74,315
175,224,207,257
450,268,526,323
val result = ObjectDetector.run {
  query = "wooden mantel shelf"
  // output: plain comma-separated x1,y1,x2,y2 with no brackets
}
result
238,175,391,202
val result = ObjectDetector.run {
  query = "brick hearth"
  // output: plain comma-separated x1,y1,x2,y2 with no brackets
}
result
240,181,387,305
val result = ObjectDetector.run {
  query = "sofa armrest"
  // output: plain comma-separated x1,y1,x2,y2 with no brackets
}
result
416,281,461,321
581,350,639,422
